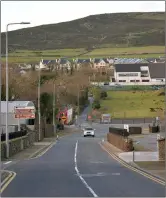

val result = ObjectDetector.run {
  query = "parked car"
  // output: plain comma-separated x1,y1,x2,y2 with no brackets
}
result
83,127,95,137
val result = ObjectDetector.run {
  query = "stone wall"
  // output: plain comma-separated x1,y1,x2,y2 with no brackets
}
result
158,138,165,160
107,133,133,151
1,131,35,160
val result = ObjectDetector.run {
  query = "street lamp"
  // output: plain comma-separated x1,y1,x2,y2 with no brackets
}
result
5,22,30,158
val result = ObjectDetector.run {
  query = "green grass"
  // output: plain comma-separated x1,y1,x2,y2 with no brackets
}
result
100,90,165,118
1,46,164,63
135,161,165,170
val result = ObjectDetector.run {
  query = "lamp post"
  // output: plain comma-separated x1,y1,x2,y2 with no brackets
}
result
5,22,30,158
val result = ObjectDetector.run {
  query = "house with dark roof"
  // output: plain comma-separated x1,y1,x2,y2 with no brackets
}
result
113,63,150,83
38,59,57,70
92,58,110,71
148,63,165,82
74,59,92,70
113,62,165,83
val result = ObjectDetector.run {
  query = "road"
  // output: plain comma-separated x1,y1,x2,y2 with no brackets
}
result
1,107,165,197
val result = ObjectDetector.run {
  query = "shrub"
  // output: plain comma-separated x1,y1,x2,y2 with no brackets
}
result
100,91,107,99
92,100,101,109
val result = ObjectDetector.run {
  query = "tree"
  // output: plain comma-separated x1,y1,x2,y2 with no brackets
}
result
40,92,55,124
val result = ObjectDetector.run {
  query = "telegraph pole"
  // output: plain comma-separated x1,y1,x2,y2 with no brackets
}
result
53,83,56,133
77,85,80,126
38,63,41,141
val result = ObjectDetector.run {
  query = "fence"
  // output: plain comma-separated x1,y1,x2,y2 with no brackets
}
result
92,117,153,124
1,130,27,141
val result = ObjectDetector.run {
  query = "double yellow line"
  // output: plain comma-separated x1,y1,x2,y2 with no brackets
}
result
99,142,165,186
1,170,16,194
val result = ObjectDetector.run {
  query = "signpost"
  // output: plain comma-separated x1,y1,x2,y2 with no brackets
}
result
14,106,35,130
61,116,67,124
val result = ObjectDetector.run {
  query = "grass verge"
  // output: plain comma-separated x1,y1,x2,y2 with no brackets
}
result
100,90,164,118
1,46,164,63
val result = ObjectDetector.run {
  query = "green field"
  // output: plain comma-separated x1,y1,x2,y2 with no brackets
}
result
100,90,165,118
2,46,164,63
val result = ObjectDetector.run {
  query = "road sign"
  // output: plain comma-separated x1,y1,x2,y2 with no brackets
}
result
14,106,35,119
88,115,92,119
61,116,67,122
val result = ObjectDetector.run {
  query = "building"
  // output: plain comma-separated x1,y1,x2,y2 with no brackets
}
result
93,58,109,70
148,63,165,82
114,63,149,83
113,63,165,83
1,101,36,133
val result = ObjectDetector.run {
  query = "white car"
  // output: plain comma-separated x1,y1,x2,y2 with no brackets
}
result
83,127,95,137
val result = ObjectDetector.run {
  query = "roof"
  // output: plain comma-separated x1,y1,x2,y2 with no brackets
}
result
103,58,109,64
59,59,70,64
148,63,165,78
114,63,148,72
1,101,35,113
77,59,91,64
94,58,104,64
42,60,56,65
114,58,148,64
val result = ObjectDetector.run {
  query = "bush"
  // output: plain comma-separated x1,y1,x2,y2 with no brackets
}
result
92,100,101,109
100,91,107,99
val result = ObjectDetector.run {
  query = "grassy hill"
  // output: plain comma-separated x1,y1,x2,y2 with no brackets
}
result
1,12,164,52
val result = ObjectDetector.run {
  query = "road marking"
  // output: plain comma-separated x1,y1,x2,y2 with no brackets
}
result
4,161,12,165
80,172,120,178
99,143,165,186
74,141,98,197
1,171,16,194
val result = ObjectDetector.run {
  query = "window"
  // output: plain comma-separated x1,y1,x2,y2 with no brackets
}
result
119,80,126,82
118,73,138,77
142,80,149,82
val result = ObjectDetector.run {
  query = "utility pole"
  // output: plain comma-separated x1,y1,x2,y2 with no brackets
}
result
53,83,56,134
38,64,41,141
77,85,80,126
57,84,60,122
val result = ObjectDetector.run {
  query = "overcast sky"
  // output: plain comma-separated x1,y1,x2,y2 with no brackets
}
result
1,1,165,32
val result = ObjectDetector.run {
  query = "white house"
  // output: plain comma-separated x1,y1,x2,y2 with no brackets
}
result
113,63,165,83
114,63,149,83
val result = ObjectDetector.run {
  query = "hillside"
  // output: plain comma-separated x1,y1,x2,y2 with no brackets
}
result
1,12,165,52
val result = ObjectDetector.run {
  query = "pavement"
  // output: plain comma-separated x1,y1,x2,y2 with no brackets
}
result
1,107,165,197
118,152,159,162
131,133,158,152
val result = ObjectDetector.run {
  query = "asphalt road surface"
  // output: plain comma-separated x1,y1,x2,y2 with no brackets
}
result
2,107,165,197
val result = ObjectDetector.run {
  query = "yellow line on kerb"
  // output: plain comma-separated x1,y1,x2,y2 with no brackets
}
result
1,171,16,194
99,143,165,186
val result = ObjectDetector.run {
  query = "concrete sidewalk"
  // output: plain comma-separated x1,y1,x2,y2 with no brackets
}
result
118,151,159,163
101,141,165,181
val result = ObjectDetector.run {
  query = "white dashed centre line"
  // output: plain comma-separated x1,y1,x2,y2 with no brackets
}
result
74,140,98,197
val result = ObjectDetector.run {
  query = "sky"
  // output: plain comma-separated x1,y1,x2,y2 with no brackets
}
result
1,1,165,32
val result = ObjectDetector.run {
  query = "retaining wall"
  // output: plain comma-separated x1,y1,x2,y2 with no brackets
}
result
158,138,165,160
1,131,35,160
107,133,133,151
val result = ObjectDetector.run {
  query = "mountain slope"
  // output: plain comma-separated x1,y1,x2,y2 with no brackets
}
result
1,12,165,52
